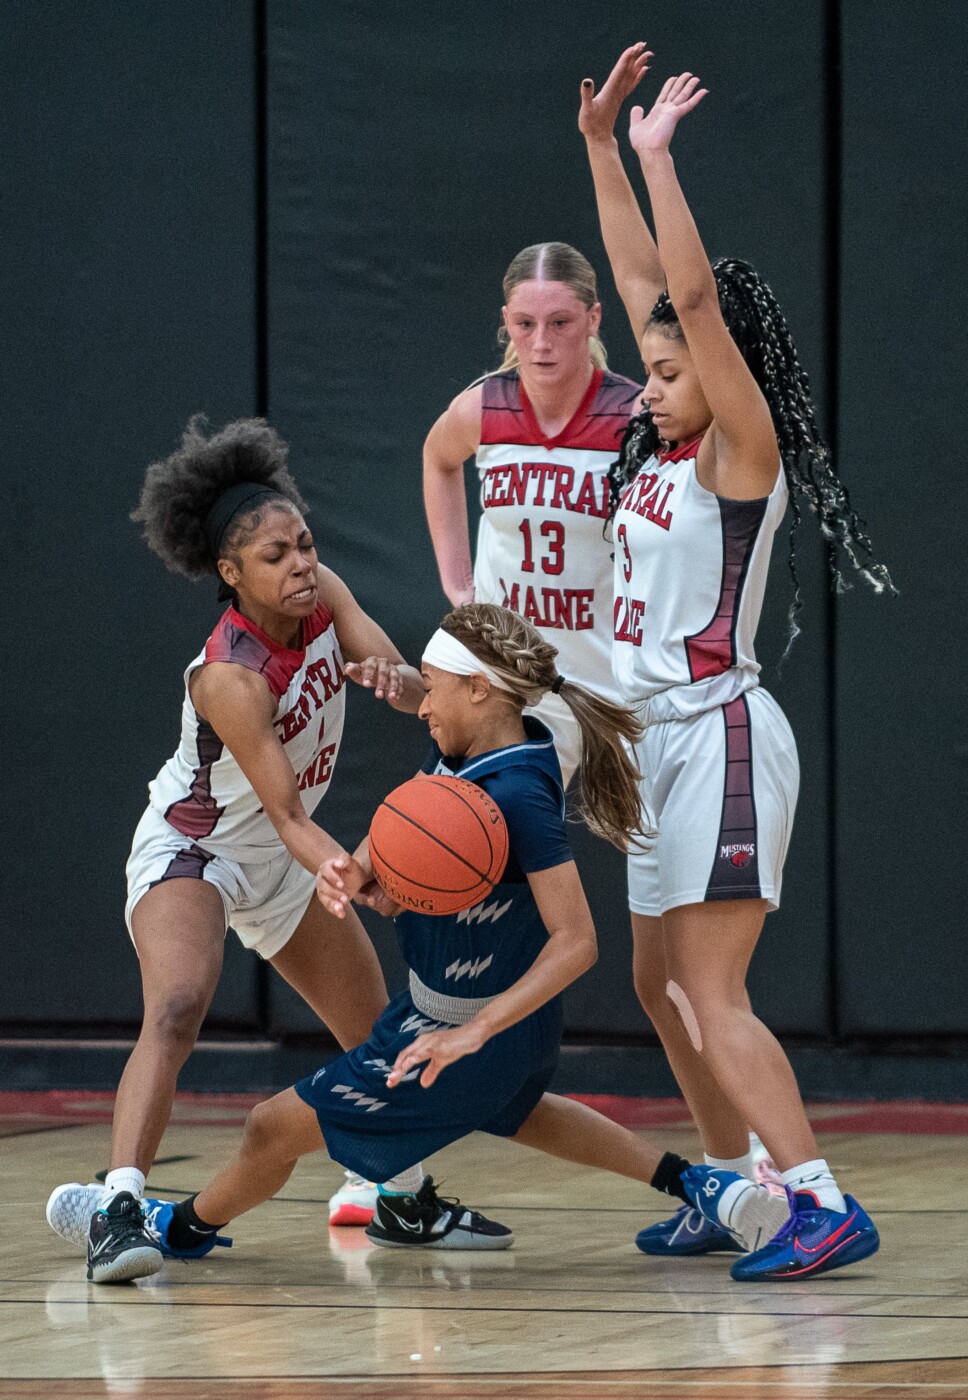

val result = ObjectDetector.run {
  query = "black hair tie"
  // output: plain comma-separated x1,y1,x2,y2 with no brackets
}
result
550,675,566,695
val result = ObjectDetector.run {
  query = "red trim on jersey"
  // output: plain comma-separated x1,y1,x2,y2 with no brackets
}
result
204,603,334,699
684,496,768,684
480,369,640,452
658,433,705,464
519,368,604,450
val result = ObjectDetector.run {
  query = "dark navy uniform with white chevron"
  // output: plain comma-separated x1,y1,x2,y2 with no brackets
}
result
294,718,571,1183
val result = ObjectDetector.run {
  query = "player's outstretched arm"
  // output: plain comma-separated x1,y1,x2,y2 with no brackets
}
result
317,564,424,711
423,384,482,607
580,43,665,345
387,860,597,1088
629,75,778,496
193,663,351,877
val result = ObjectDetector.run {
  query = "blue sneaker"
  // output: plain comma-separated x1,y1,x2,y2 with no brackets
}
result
636,1204,742,1256
729,1192,880,1282
142,1198,233,1260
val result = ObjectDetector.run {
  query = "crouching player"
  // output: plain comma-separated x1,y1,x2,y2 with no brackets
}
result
129,606,793,1264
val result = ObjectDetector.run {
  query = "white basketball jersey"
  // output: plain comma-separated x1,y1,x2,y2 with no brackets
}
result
148,602,346,861
473,368,640,700
612,436,788,720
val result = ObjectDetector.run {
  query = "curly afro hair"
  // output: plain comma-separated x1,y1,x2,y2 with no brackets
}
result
131,415,309,580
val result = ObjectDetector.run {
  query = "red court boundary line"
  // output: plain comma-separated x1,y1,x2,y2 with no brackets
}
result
1,1091,966,1135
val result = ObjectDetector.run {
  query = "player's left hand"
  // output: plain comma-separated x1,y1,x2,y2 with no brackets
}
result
387,1022,487,1088
345,656,403,702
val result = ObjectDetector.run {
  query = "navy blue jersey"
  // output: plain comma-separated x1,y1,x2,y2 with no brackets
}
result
395,717,572,999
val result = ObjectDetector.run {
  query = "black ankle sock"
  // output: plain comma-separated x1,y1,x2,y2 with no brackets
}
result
168,1194,226,1251
650,1152,691,1204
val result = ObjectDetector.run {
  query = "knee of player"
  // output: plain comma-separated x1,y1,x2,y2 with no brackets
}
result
241,1099,279,1156
145,991,210,1051
634,960,672,1019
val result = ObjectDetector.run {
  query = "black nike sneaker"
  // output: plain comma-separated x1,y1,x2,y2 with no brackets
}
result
364,1176,513,1250
86,1191,163,1283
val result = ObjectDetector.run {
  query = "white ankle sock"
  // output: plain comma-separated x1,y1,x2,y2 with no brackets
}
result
100,1168,145,1204
716,1178,793,1252
378,1163,424,1196
781,1159,847,1213
704,1149,755,1180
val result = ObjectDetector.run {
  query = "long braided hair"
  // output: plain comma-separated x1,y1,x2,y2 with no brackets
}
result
607,258,894,648
440,603,649,851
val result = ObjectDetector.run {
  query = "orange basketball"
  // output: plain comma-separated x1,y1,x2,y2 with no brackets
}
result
368,774,509,916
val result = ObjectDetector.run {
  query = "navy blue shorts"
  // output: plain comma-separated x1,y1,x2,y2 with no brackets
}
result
294,988,562,1182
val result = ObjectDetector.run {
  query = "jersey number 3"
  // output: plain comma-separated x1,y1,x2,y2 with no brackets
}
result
519,519,564,577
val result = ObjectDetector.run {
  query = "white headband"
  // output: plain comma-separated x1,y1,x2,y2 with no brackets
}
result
422,628,515,693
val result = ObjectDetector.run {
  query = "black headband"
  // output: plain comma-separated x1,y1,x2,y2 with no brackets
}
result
205,483,282,561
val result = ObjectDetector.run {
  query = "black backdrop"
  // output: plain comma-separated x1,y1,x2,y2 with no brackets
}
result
3,1,964,1056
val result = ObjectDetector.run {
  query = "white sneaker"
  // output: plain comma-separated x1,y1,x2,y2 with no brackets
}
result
328,1170,377,1226
46,1182,106,1249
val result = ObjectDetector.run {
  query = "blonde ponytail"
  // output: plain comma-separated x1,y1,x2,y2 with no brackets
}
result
440,603,650,852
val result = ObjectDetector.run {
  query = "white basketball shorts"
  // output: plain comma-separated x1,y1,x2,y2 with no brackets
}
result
628,686,799,918
525,691,582,789
125,806,317,959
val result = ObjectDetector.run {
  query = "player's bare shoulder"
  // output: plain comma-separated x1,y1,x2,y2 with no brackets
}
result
190,657,277,728
425,381,484,463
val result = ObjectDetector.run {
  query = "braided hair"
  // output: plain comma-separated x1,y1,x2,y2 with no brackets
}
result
607,259,894,649
131,415,307,580
440,603,649,851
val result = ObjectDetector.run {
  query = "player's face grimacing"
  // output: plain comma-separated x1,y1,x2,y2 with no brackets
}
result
640,327,712,446
218,504,319,627
418,663,483,758
502,280,601,387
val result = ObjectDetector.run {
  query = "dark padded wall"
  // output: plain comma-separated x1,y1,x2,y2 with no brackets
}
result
3,3,963,1051
835,1,967,1033
264,0,834,1037
1,3,261,1024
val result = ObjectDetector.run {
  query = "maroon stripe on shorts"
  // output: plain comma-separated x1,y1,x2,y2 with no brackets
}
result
705,695,762,901
150,843,214,887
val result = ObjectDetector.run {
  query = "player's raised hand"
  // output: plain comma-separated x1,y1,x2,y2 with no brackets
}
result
345,656,403,702
316,854,366,917
629,72,708,158
579,42,653,143
387,1022,487,1088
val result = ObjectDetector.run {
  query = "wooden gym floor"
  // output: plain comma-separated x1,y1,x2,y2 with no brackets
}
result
1,1091,966,1398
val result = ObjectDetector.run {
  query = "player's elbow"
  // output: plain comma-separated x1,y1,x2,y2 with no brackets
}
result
673,278,718,319
571,930,599,977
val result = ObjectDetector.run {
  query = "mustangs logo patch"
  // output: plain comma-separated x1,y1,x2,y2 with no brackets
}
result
721,842,755,868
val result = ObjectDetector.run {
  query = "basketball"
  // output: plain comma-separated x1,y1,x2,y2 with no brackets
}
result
368,774,509,915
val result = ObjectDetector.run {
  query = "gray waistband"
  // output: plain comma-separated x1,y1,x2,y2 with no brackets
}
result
408,970,496,1026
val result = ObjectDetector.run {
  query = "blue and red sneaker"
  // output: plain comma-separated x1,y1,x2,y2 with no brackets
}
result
142,1199,233,1260
729,1192,880,1282
635,1205,743,1256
